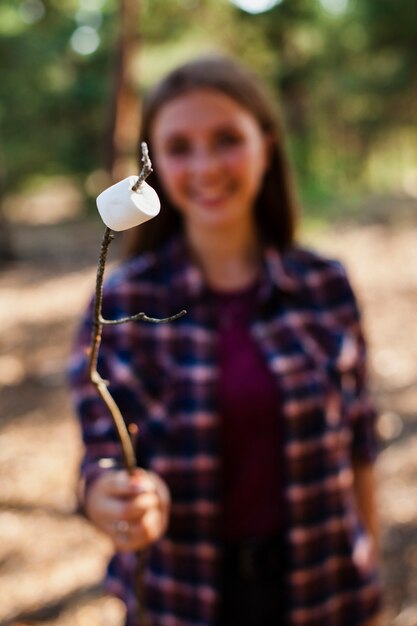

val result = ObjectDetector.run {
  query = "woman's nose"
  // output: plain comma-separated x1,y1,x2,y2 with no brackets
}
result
189,145,221,179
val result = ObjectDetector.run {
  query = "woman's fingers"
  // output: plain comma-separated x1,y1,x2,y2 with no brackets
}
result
123,491,159,520
86,469,154,516
85,474,128,523
103,469,154,497
85,468,171,551
111,506,166,552
123,469,171,527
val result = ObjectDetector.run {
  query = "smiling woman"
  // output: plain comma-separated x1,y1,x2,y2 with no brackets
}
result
69,55,382,626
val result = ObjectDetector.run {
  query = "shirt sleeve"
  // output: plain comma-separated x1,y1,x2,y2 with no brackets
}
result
336,267,379,464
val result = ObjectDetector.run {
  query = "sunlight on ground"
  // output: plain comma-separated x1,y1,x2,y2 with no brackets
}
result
0,219,416,625
4,178,84,224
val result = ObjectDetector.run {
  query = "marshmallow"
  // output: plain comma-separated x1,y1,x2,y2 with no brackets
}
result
96,176,160,231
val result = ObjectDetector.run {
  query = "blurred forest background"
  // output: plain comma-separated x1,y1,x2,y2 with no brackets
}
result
1,1,417,625
1,0,417,227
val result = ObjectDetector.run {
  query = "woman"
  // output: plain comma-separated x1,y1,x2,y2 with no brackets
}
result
69,55,381,626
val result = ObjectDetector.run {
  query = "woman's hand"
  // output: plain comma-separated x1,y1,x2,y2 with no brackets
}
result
85,468,170,552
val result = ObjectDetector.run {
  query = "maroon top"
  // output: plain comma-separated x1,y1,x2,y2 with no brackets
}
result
212,283,284,541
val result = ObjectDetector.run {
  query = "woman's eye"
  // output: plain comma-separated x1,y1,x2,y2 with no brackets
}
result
165,140,190,156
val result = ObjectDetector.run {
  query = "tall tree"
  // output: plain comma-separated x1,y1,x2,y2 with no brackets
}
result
104,0,142,182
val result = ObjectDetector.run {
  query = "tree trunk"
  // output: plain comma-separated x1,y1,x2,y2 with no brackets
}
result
104,0,142,182
0,163,15,264
0,214,15,263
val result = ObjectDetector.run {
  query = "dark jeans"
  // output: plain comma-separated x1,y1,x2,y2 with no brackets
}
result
219,536,286,626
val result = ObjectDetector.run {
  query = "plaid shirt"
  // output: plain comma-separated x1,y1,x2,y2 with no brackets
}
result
69,236,381,626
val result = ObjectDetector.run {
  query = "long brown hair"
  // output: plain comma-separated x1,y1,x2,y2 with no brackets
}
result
125,55,299,257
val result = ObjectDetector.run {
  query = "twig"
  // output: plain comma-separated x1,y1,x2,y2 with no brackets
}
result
131,142,153,192
101,309,186,325
88,143,186,474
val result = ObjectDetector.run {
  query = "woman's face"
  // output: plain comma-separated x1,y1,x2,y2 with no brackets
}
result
150,88,270,233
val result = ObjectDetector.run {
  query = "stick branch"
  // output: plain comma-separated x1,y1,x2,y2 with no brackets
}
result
131,142,153,192
88,144,186,473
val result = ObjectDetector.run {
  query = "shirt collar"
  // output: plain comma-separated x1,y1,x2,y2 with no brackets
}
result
168,237,207,300
167,237,303,302
261,246,303,297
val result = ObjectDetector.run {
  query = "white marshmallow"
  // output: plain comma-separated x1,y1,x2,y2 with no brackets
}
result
96,176,160,231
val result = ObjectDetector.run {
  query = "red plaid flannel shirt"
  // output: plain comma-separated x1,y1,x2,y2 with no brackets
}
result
69,236,381,625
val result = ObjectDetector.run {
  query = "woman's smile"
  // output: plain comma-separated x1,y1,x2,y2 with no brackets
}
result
189,184,237,209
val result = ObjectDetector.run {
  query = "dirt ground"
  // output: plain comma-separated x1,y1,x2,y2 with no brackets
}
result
0,213,416,626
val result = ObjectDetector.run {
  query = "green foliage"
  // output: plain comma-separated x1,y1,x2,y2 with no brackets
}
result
0,0,116,190
1,0,416,216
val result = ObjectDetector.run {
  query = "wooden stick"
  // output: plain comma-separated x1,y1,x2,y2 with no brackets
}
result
88,144,186,473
